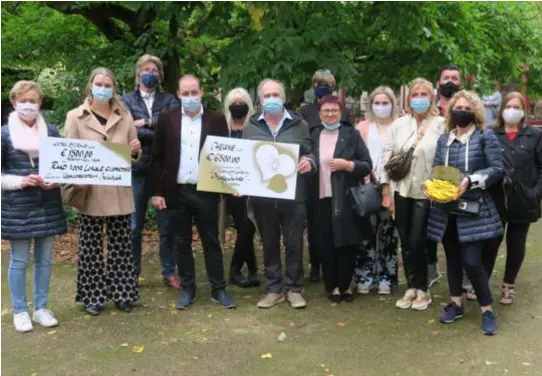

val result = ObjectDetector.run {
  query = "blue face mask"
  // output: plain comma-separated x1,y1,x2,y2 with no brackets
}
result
181,96,202,112
411,98,431,114
262,98,283,115
322,122,341,131
141,73,160,89
92,85,113,103
314,85,333,99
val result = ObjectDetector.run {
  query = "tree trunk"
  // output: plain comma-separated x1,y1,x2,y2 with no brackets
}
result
163,48,180,95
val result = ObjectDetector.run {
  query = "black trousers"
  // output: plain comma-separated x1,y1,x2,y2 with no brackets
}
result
252,201,305,293
226,195,257,276
426,239,438,264
394,193,429,291
306,189,321,269
168,185,226,293
318,198,357,294
442,216,493,306
485,222,530,285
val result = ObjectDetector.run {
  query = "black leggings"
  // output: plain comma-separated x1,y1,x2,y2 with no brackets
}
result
485,222,530,285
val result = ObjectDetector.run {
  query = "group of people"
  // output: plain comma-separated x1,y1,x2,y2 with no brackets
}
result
2,55,541,337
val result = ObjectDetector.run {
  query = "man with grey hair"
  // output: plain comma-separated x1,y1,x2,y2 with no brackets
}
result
121,54,180,289
243,78,316,309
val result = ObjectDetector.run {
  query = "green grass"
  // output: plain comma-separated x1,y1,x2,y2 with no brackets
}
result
2,223,542,376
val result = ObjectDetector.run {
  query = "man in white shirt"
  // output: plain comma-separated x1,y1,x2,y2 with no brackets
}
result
151,75,234,310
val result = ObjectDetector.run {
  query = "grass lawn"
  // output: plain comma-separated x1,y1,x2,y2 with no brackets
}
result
2,223,542,376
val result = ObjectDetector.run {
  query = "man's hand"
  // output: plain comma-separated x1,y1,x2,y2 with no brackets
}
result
130,139,142,154
134,119,146,128
40,182,58,190
152,196,167,210
22,174,43,188
329,158,352,172
297,156,312,174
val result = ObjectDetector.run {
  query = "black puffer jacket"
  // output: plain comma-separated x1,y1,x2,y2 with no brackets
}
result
1,124,67,240
492,125,542,223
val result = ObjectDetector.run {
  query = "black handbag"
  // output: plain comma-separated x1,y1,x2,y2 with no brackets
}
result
348,174,383,217
437,198,480,217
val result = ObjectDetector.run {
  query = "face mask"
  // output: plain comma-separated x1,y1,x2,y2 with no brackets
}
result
262,98,283,115
438,81,460,98
502,108,524,125
451,110,475,128
322,122,341,131
92,85,113,103
229,104,249,119
314,85,333,99
141,73,160,89
15,102,40,121
181,96,202,112
410,98,431,114
372,104,392,119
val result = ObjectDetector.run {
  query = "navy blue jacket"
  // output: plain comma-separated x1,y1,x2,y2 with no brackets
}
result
1,124,67,240
121,89,180,174
427,128,504,243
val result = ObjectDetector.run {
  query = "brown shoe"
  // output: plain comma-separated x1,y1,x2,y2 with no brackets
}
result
163,276,181,290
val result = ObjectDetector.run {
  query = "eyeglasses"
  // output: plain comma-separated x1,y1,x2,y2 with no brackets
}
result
321,109,340,115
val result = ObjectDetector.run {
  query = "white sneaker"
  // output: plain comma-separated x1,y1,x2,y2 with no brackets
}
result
32,309,58,327
378,282,391,295
357,283,371,294
13,312,33,333
396,288,417,309
411,290,432,311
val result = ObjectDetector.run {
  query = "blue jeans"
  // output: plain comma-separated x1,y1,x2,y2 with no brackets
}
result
8,236,56,313
131,173,176,277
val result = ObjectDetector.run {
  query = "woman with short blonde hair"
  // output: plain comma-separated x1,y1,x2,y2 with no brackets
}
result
222,87,260,288
354,85,399,295
135,54,164,86
64,67,142,316
379,77,445,311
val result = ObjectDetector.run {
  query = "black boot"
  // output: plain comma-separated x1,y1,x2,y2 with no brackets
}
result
246,272,261,287
84,305,101,316
229,272,250,288
115,302,133,313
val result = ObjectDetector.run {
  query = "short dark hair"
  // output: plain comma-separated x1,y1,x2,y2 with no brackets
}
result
438,64,461,82
318,95,343,110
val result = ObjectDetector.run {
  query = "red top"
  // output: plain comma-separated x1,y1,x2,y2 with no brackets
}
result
506,130,518,141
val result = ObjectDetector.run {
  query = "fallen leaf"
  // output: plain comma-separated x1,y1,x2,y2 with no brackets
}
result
485,361,494,366
132,345,145,353
325,369,330,372
31,373,38,376
47,330,57,335
138,277,145,281
337,322,346,328
320,364,326,368
160,341,168,345
169,303,176,309
261,352,272,359
427,319,436,324
111,311,117,316
171,310,178,315
120,343,129,347
431,331,440,335
207,314,213,318
277,332,287,342
1,308,10,316
522,362,531,366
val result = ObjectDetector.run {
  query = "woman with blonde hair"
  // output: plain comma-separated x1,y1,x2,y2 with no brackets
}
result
380,78,445,311
2,81,67,332
64,67,142,315
354,86,399,295
223,88,260,287
427,90,503,335
486,91,542,305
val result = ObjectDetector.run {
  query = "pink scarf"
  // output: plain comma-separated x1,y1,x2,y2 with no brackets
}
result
8,111,47,159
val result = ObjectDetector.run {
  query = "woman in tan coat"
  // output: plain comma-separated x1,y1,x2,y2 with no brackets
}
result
64,67,142,315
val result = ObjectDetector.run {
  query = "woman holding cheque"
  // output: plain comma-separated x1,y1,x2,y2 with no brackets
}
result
64,67,142,316
2,81,67,332
425,90,503,335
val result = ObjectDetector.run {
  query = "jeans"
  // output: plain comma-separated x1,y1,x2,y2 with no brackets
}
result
8,236,56,313
131,173,176,277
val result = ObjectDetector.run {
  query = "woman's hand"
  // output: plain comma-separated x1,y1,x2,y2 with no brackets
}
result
134,119,146,128
40,182,58,190
22,174,43,188
329,158,352,172
455,177,470,200
152,196,167,210
382,193,394,213
130,139,141,154
75,184,88,189
297,156,312,174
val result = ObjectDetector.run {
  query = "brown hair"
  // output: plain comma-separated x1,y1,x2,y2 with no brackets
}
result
444,90,486,131
495,91,526,129
318,95,343,110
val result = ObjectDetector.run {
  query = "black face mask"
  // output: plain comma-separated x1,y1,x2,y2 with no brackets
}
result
439,81,460,98
229,104,249,119
451,110,475,128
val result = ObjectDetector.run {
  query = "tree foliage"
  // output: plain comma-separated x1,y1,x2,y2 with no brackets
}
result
1,1,541,124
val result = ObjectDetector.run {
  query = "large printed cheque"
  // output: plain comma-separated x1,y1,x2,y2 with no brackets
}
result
197,136,300,200
39,137,132,186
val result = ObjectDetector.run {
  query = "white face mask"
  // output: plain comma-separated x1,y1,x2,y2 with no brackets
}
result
372,104,392,119
502,108,524,125
15,102,40,121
